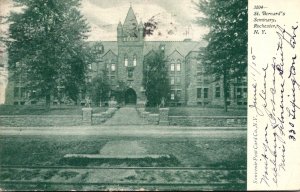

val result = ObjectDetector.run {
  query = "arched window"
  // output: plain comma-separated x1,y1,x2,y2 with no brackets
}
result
133,55,137,67
124,55,128,67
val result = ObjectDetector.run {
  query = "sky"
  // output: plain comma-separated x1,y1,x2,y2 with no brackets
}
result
0,0,208,41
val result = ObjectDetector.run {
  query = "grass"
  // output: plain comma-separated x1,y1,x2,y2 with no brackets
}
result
0,105,107,116
145,106,247,116
0,136,246,168
0,135,246,190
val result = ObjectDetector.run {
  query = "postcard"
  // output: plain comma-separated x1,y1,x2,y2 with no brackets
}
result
0,0,299,191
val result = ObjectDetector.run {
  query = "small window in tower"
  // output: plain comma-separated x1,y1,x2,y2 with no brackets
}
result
133,55,137,66
124,57,128,67
171,64,175,71
111,64,116,72
128,68,133,78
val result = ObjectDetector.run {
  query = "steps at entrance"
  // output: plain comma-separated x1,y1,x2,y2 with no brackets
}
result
103,107,146,125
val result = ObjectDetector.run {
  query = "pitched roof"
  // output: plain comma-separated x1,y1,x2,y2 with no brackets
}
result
88,40,206,58
143,40,206,57
124,7,138,27
123,7,139,37
88,41,118,56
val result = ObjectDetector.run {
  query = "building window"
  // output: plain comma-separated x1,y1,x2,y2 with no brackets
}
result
111,64,116,72
197,77,202,84
243,88,247,98
204,88,208,98
237,88,242,99
170,64,175,71
124,57,128,67
197,88,201,98
176,63,181,71
215,86,220,98
133,55,137,66
170,77,175,85
177,90,181,99
128,68,133,78
171,90,175,100
176,76,181,84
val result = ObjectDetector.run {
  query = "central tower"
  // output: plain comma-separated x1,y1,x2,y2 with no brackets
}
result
117,6,145,103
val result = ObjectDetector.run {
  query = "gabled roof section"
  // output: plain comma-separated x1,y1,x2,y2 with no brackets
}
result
144,49,156,58
103,49,117,58
143,40,206,57
88,41,118,56
168,49,184,59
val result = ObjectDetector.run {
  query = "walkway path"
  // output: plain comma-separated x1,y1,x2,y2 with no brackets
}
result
104,107,146,125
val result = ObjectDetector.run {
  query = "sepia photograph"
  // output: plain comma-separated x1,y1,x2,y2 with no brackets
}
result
0,0,247,190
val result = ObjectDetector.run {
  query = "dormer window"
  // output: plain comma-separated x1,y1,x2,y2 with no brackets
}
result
133,55,137,66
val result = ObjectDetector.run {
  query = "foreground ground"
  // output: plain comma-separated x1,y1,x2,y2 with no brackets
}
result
0,125,246,191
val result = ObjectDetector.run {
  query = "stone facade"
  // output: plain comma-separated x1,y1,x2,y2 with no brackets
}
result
4,6,247,107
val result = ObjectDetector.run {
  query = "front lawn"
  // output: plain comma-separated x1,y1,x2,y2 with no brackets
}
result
0,105,107,116
145,106,247,116
0,134,246,190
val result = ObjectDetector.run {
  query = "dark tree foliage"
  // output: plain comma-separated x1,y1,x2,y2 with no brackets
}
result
143,50,170,107
143,16,158,37
112,81,128,105
7,0,92,106
87,70,110,106
196,0,247,111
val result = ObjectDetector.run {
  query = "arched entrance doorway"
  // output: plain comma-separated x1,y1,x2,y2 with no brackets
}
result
125,88,137,105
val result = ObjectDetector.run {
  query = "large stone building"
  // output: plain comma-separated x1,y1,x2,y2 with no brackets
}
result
5,6,247,107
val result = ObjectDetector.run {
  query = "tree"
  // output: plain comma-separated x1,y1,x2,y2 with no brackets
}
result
7,0,92,107
195,0,247,111
112,80,128,105
143,50,170,107
88,70,110,106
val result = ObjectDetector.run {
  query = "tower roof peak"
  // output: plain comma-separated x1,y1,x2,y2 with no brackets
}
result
124,6,138,26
